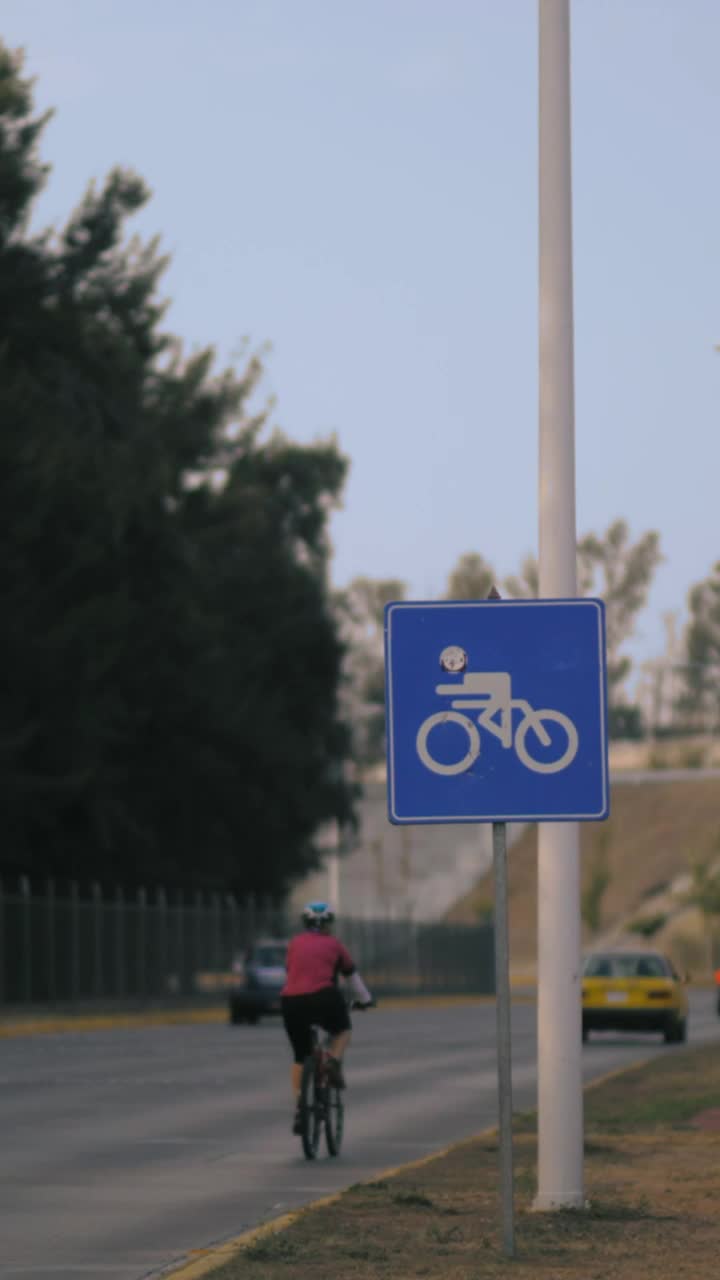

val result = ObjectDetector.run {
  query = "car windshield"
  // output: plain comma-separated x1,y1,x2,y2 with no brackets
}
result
584,954,669,979
253,945,287,968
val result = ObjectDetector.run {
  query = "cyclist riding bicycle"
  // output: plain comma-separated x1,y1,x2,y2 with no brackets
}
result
281,900,373,1135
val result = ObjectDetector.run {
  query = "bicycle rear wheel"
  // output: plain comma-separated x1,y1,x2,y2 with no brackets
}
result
299,1055,322,1159
324,1084,344,1156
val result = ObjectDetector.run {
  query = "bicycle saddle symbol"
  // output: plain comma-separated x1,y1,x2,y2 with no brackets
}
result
415,668,579,776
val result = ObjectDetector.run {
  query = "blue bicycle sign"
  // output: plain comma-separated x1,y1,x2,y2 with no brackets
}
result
384,598,609,824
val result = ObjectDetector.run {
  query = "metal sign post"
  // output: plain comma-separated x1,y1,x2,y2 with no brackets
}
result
492,819,515,1256
490,584,514,1257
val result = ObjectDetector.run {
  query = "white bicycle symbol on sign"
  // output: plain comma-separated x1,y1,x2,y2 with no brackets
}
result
416,669,579,776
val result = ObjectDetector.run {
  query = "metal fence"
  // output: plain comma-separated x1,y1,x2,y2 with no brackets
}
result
0,879,494,1011
340,916,494,996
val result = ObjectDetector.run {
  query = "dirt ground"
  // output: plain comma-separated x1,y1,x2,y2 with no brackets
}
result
199,1043,720,1280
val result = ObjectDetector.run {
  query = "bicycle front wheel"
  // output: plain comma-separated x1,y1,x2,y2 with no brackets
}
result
299,1055,322,1159
514,709,578,774
324,1084,344,1156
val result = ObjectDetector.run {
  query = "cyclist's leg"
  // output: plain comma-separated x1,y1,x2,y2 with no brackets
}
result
316,988,352,1086
281,996,314,1124
329,1029,351,1058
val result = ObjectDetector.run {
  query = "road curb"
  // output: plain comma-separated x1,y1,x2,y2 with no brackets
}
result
158,1127,499,1279
158,1051,667,1279
156,1195,344,1280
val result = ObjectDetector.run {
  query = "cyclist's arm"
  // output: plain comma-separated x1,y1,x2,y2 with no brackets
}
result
347,970,373,1005
335,940,373,1005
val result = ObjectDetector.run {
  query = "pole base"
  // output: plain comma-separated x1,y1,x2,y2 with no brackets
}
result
531,1192,588,1213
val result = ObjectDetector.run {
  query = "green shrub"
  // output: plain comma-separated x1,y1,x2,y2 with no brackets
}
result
627,913,668,938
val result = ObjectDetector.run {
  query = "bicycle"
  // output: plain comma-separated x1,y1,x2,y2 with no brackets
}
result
297,999,375,1160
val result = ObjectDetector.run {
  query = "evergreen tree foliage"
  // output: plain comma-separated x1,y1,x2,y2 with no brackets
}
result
0,45,355,894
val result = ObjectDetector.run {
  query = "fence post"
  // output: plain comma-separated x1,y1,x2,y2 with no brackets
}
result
406,915,418,994
46,879,56,1005
137,887,147,1002
70,881,80,1004
114,886,125,999
92,881,103,1000
194,890,203,997
20,875,32,1003
0,877,5,1007
226,894,237,961
156,887,168,998
175,890,185,996
211,892,221,981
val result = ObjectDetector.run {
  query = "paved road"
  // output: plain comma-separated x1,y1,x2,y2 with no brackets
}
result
2,993,719,1279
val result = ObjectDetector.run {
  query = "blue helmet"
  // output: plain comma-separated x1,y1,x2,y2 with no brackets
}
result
301,900,335,928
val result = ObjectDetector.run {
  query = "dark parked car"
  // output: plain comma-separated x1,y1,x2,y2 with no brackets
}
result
228,939,288,1025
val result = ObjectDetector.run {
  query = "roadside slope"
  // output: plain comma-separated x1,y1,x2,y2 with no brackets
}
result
444,776,720,970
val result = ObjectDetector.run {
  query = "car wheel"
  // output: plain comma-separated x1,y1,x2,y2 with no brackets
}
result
582,1023,590,1043
246,1013,260,1026
664,1016,686,1044
229,1005,245,1025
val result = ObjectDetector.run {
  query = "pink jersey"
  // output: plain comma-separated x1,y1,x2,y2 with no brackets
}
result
281,931,355,996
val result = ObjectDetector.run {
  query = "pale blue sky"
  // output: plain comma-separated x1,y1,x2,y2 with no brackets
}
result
4,1,720,677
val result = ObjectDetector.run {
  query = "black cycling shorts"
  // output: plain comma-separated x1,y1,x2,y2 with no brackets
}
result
281,987,351,1063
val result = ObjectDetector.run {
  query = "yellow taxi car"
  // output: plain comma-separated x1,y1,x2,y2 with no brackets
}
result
582,949,688,1044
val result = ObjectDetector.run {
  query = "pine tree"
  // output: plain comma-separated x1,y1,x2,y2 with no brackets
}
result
0,44,355,894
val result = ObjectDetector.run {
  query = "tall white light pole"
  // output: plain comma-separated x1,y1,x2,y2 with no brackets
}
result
535,0,584,1210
